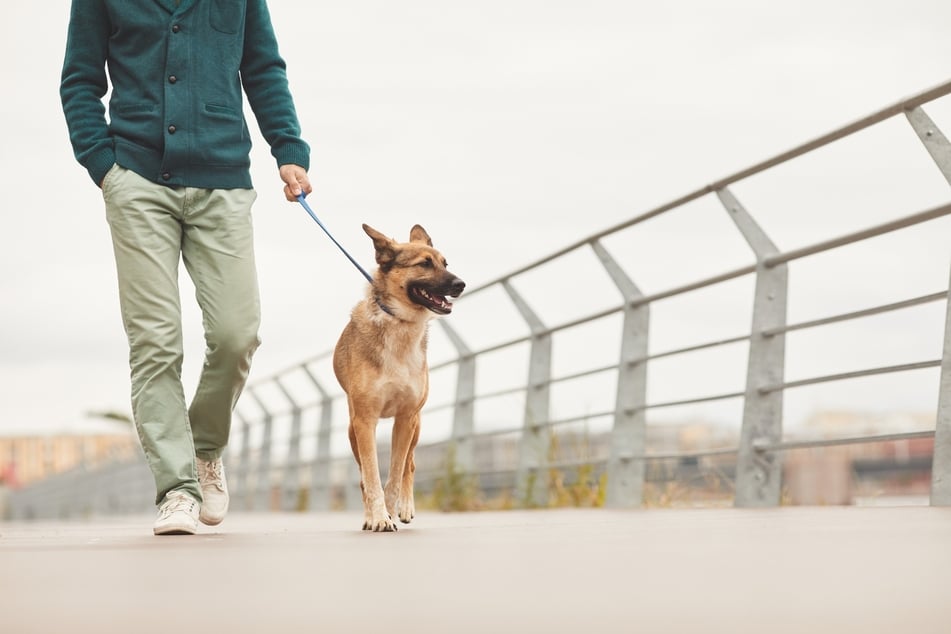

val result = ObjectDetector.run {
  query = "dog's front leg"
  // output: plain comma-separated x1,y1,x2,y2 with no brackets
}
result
350,417,396,532
399,418,420,524
386,411,420,524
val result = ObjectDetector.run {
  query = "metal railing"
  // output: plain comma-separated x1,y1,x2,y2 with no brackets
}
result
7,80,951,519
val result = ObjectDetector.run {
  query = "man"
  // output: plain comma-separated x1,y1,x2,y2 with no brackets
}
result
61,0,312,535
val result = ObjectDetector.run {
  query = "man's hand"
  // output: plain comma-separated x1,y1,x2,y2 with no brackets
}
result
279,164,312,201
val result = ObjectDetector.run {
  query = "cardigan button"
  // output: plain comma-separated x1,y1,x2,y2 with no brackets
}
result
168,125,177,134
172,24,181,33
168,75,177,84
162,172,171,181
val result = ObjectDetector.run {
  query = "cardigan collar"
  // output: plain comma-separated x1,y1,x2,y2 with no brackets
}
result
156,0,196,15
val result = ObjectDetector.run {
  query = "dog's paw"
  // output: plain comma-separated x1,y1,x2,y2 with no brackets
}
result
364,513,397,532
398,498,415,524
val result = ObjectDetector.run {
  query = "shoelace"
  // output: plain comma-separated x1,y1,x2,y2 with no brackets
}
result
159,492,196,518
198,459,225,491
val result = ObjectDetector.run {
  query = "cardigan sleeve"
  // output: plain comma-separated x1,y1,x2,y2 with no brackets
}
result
240,0,310,170
60,0,116,187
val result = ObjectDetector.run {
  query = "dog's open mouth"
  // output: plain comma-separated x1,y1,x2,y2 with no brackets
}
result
409,286,455,315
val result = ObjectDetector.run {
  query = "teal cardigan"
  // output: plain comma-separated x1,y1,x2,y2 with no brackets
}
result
61,0,310,189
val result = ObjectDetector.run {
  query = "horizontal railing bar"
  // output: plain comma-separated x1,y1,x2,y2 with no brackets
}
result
460,192,713,299
433,390,748,427
244,290,947,434
235,395,340,423
441,332,753,389
450,334,533,362
460,79,951,299
421,410,617,442
635,391,746,411
550,364,618,384
417,430,937,476
754,430,935,452
460,426,525,440
421,401,456,414
631,265,758,307
759,360,942,393
644,334,751,361
415,446,745,479
246,352,334,389
435,265,762,369
469,385,527,401
543,410,616,428
269,218,950,392
360,253,947,381
764,201,951,268
245,321,762,421
706,79,951,191
634,447,740,460
762,291,949,337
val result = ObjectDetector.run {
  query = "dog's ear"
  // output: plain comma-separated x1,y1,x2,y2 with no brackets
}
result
409,224,433,246
363,223,397,268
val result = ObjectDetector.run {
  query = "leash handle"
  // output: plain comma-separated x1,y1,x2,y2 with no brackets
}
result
296,194,373,283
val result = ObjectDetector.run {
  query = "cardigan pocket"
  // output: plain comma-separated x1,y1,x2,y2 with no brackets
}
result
111,103,161,152
209,0,245,35
197,102,251,166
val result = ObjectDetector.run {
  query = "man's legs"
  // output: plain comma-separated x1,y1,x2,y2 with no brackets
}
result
181,186,259,525
181,186,261,461
104,166,201,506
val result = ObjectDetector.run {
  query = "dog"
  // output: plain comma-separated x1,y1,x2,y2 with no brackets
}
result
333,224,465,531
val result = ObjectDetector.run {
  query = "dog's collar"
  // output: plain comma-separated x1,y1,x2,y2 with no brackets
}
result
374,296,396,317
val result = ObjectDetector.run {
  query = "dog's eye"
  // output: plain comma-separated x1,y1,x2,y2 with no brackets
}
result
417,259,434,269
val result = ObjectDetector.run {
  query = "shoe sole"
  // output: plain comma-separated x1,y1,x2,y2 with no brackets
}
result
199,513,224,526
154,525,197,536
152,528,196,535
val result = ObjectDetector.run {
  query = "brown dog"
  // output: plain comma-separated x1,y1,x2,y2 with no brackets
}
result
333,224,465,531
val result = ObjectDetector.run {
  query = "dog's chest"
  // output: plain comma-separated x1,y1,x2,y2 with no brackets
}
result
374,334,427,414
380,341,425,385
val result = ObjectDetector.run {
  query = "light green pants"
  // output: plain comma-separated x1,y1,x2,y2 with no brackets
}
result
103,166,260,505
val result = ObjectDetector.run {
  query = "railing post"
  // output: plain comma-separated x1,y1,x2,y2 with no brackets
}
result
503,280,552,507
931,262,951,505
248,388,273,511
274,378,302,512
904,106,951,505
591,240,650,508
301,365,335,511
233,411,253,511
439,320,476,475
905,106,951,186
718,188,789,507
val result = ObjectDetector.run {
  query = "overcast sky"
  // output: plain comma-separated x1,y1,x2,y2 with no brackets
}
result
2,0,951,439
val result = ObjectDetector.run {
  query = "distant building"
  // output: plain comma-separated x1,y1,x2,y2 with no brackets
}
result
0,433,140,488
784,410,934,505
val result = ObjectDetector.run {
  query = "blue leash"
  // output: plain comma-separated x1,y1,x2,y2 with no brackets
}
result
296,194,373,283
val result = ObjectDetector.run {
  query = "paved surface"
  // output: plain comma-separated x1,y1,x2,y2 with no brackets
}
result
1,507,949,634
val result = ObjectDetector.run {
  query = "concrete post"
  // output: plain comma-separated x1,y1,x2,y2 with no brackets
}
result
502,280,552,507
248,388,273,511
904,106,951,505
233,411,253,511
591,240,650,508
439,320,476,475
301,365,335,510
274,377,302,512
718,187,788,507
930,262,951,505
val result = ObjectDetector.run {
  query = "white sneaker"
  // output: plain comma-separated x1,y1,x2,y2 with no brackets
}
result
197,456,229,526
153,490,200,535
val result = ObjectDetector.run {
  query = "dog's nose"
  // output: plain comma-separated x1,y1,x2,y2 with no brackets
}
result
450,278,466,296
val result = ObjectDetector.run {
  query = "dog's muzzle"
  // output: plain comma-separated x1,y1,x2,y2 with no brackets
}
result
410,277,465,315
